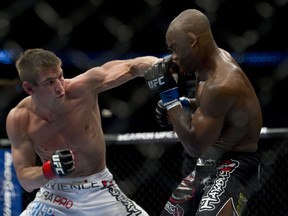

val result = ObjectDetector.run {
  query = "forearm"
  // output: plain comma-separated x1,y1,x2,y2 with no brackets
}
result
189,98,197,112
131,56,160,77
167,106,202,157
18,166,49,192
18,149,74,192
95,56,159,93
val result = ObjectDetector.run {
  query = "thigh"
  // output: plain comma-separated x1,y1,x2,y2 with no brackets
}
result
160,165,214,216
85,181,149,216
20,187,78,216
22,182,149,216
196,157,259,216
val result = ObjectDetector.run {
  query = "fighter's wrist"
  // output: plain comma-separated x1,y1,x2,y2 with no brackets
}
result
42,160,56,180
166,100,181,110
160,87,180,104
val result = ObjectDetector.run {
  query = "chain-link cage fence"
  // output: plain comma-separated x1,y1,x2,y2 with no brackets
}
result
0,1,288,215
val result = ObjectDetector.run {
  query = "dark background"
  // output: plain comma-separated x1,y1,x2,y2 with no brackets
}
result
0,0,288,137
1,1,288,215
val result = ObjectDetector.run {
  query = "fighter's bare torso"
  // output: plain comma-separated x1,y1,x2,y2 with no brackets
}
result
195,49,262,154
17,81,106,177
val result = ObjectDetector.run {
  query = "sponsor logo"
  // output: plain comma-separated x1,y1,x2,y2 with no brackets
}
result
42,191,73,209
27,201,55,216
147,76,165,89
2,152,17,216
169,171,196,204
199,159,239,212
52,155,65,175
164,201,184,216
44,182,100,191
109,186,142,216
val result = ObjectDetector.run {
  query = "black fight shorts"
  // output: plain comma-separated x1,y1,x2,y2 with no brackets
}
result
161,152,261,216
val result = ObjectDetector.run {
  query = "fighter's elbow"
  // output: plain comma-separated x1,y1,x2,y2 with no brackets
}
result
182,141,203,158
17,171,41,193
20,182,35,193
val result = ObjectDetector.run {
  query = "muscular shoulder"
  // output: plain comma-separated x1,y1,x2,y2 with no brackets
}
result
7,98,31,127
6,98,32,145
205,72,241,99
212,60,248,94
201,69,244,116
65,67,104,97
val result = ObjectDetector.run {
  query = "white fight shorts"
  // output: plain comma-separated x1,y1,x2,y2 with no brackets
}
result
20,167,149,216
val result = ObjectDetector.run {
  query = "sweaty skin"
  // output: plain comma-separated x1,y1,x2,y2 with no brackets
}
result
6,54,159,193
165,9,262,158
164,9,263,215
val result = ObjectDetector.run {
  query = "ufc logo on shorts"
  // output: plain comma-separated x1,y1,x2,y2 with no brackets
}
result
148,76,165,89
52,155,65,175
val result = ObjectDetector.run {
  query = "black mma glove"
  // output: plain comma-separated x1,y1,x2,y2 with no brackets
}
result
155,100,172,128
42,149,75,180
156,97,192,128
144,55,180,110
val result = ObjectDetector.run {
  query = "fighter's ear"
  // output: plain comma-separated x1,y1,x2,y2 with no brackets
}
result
22,81,34,95
187,32,198,47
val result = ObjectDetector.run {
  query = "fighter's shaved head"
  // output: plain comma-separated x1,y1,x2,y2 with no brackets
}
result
167,9,210,38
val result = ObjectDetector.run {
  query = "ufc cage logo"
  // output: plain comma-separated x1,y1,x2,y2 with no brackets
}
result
147,76,166,89
52,155,65,175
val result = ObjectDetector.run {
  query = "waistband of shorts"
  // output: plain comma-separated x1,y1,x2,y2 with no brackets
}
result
221,151,258,159
197,151,258,166
49,167,113,185
196,158,216,166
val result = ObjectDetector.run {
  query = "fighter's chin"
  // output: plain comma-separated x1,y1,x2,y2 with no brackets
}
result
179,66,195,76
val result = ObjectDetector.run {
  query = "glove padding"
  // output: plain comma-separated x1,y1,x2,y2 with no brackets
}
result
155,97,192,128
155,100,172,128
144,55,177,93
42,149,75,180
144,55,181,109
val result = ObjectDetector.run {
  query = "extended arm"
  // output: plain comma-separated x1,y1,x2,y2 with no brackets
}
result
73,56,160,94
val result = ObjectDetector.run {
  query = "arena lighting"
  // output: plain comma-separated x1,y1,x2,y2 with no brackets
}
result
232,52,288,66
0,50,288,66
0,50,13,65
